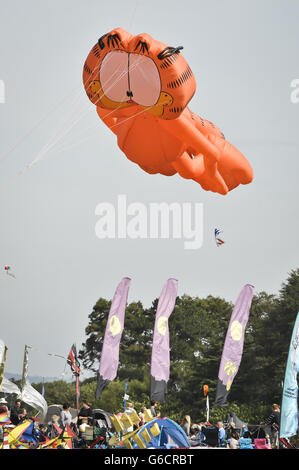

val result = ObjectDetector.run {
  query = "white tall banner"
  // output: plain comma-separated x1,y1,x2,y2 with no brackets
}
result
22,381,48,421
0,339,8,392
0,340,5,363
206,395,210,423
1,376,21,396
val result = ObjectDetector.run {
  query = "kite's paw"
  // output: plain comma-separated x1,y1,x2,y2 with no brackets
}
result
197,169,229,195
208,134,253,191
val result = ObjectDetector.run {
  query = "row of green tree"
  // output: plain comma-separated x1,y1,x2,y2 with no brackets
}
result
29,269,299,424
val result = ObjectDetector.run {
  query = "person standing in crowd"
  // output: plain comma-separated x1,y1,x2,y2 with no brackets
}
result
263,403,281,448
150,401,158,417
78,400,93,427
180,415,191,436
139,407,147,426
10,399,23,425
60,403,72,427
188,424,206,446
78,418,90,441
124,402,136,432
18,408,28,422
264,403,281,427
216,421,226,446
241,424,249,437
47,414,60,439
227,430,240,449
125,402,135,414
0,397,8,414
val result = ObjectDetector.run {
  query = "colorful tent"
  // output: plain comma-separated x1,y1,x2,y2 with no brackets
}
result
132,417,189,449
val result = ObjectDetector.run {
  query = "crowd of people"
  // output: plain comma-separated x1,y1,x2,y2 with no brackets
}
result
117,400,284,450
0,398,162,448
0,396,285,449
0,398,28,425
179,404,282,449
0,397,103,448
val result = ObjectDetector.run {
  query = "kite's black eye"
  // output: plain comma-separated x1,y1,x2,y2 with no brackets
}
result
157,46,184,60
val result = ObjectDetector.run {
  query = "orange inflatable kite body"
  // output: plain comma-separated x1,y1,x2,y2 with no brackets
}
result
83,28,253,195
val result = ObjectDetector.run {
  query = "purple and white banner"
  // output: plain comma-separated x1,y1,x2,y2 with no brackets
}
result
215,284,254,406
96,277,131,398
150,278,178,403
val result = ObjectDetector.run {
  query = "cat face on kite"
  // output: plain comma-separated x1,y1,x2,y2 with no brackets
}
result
83,28,197,119
101,51,161,105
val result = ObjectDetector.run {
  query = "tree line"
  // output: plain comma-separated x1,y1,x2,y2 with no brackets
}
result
27,269,299,424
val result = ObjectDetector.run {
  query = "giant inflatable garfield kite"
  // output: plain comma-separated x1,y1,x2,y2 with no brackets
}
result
83,28,253,195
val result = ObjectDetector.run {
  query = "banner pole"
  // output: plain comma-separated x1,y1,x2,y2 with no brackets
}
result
21,345,30,400
124,380,127,412
76,375,80,415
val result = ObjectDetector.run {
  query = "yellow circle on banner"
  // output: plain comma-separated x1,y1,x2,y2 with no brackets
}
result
157,316,168,336
110,315,121,336
230,320,243,341
224,361,237,377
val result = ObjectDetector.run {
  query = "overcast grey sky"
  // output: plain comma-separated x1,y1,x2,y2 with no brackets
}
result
0,0,298,379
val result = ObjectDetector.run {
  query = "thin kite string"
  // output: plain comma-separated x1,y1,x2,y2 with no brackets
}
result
49,103,155,156
1,100,155,183
27,54,145,162
8,43,145,161
23,54,125,160
127,0,140,32
51,54,148,154
0,52,146,192
13,55,145,164
0,5,146,169
0,47,116,167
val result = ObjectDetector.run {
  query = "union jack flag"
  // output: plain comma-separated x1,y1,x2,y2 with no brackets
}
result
214,228,225,247
67,344,80,377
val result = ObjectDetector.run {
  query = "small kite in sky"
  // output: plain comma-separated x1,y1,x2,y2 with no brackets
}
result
215,228,225,247
4,265,16,278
